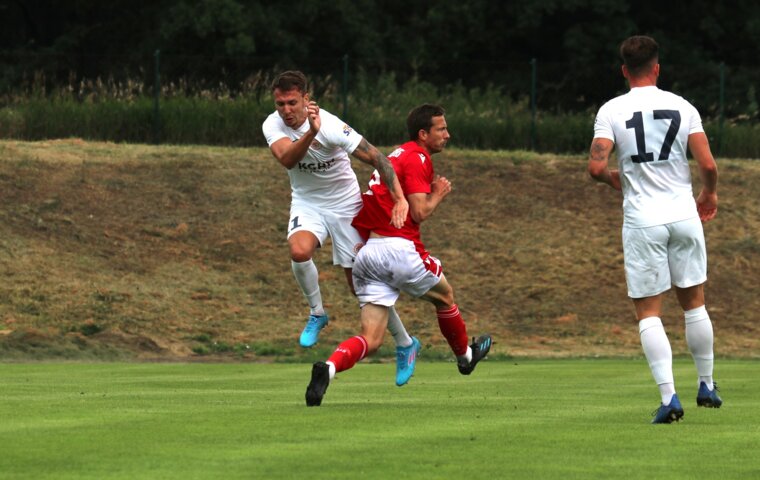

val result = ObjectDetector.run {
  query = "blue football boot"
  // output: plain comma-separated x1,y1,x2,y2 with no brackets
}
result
395,337,421,386
652,393,684,424
299,314,328,348
696,382,722,408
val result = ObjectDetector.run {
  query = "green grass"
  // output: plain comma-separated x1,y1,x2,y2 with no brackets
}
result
1,359,758,479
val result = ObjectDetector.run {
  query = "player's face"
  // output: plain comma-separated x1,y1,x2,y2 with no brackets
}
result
422,115,450,154
273,88,308,128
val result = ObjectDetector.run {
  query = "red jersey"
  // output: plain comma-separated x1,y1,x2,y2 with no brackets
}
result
352,141,434,258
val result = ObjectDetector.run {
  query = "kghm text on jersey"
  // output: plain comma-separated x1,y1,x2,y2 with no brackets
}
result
299,158,336,173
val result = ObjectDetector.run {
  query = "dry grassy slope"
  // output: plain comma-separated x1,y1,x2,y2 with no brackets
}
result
1,139,758,360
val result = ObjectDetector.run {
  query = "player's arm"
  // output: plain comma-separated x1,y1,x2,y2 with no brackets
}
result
351,138,409,228
688,132,718,222
588,137,621,190
269,101,321,169
407,175,451,224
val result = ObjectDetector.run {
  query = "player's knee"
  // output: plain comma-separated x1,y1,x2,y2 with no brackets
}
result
289,247,312,263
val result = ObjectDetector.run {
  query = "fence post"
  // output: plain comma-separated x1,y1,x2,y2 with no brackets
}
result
718,62,725,157
342,54,349,121
153,49,161,144
530,58,537,150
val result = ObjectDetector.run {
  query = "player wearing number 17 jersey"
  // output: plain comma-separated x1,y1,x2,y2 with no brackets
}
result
588,36,721,424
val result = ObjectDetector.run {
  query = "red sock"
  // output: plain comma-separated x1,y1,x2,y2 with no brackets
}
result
327,336,368,373
437,304,469,356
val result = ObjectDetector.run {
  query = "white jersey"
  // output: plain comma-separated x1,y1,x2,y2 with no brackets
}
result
262,108,363,214
594,86,703,228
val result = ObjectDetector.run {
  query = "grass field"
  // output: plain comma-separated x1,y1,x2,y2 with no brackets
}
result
2,359,758,479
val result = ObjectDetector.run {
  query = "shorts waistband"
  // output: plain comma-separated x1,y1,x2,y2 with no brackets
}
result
366,237,414,247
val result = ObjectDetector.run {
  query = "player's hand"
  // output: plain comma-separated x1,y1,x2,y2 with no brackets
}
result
389,196,409,229
431,175,452,197
696,190,718,222
306,101,321,134
609,169,622,191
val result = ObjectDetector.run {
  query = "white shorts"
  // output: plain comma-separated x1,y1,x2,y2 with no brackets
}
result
622,216,707,298
287,202,364,268
352,237,443,307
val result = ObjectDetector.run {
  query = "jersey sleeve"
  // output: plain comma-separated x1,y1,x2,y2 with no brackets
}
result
262,114,288,146
686,102,705,135
593,103,615,142
319,111,363,154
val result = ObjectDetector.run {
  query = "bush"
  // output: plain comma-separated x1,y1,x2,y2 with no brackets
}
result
1,73,758,157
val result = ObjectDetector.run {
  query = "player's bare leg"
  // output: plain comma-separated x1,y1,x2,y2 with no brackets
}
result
306,304,389,406
346,266,417,385
344,267,413,349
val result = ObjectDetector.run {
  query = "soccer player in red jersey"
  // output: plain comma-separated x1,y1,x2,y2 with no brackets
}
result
305,104,492,406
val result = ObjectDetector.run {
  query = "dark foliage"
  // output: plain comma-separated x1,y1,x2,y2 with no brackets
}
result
1,1,760,117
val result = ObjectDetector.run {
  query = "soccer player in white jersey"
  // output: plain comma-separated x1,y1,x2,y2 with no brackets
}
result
262,70,420,386
588,36,721,424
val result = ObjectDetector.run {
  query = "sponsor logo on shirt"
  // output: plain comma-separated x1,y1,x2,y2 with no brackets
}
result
418,153,426,163
389,147,404,158
298,158,336,173
342,124,353,136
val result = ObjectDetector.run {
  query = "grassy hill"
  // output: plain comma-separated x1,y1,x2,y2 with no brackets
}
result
1,139,758,360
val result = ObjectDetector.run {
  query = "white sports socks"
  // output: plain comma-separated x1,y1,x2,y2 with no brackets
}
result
291,259,324,316
387,306,413,348
684,305,714,388
457,346,473,366
639,316,675,404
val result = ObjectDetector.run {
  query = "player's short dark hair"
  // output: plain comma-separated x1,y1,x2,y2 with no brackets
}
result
620,36,659,77
271,70,308,93
407,104,446,141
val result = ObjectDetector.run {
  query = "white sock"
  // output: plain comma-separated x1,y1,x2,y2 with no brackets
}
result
325,361,336,381
685,305,714,388
387,306,413,348
457,346,473,365
291,260,324,316
639,317,675,404
658,383,676,405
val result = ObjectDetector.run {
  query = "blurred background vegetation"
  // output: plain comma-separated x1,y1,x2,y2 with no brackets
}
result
1,0,759,155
